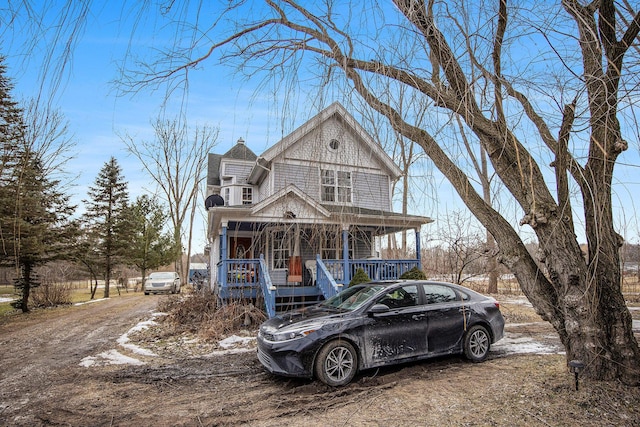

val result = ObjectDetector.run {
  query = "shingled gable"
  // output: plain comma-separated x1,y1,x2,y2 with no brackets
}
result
208,138,258,187
247,102,402,185
250,184,331,219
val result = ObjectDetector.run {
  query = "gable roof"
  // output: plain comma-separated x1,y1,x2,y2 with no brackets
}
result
252,102,402,180
224,138,258,161
208,139,258,186
251,184,331,218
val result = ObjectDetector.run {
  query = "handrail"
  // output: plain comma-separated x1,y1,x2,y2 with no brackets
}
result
323,258,419,285
259,255,276,318
316,255,342,299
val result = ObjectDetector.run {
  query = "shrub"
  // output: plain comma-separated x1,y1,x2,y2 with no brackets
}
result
399,267,427,280
30,282,72,308
349,268,371,287
157,290,267,341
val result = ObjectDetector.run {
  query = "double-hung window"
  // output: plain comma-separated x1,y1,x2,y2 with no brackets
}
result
321,169,351,203
271,230,291,269
242,187,253,205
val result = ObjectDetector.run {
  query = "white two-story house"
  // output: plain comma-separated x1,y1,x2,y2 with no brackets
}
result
206,102,432,317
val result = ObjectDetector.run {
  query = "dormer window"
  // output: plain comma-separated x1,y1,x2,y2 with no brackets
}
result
242,187,253,205
321,169,352,203
224,188,230,206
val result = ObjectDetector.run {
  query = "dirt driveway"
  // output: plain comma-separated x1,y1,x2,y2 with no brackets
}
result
1,294,639,426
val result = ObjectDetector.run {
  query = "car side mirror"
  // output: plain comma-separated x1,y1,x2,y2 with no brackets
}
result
368,303,390,316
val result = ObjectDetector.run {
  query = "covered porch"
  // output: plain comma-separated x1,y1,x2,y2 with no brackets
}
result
208,203,431,317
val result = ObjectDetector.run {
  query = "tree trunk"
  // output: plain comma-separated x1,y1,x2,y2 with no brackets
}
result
19,263,33,313
104,252,110,298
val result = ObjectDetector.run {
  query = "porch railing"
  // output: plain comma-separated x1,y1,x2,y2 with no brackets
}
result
216,256,420,316
315,256,342,299
323,258,420,285
259,255,276,318
217,258,260,299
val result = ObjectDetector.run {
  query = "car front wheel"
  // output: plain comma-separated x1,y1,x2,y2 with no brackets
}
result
314,340,358,387
464,325,491,362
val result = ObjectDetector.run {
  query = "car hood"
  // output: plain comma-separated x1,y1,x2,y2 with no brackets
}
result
263,305,348,331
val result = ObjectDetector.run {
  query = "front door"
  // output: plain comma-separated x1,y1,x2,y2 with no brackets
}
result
230,237,252,259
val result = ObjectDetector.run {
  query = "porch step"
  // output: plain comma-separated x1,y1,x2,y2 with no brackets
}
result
274,286,325,314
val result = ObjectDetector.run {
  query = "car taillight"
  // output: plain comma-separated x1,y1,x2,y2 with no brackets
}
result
494,301,500,309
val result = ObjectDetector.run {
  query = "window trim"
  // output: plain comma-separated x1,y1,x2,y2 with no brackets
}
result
320,168,352,204
242,187,253,205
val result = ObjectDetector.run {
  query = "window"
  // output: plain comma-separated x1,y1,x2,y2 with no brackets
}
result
320,230,353,260
377,285,419,309
242,187,253,205
271,230,291,269
422,284,458,304
321,230,339,259
329,139,340,150
223,188,230,206
321,169,351,203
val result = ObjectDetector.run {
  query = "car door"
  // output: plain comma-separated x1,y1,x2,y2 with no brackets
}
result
363,285,428,366
422,284,467,354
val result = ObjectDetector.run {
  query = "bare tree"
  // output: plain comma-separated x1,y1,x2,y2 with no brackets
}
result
436,211,488,286
122,118,218,284
119,1,640,383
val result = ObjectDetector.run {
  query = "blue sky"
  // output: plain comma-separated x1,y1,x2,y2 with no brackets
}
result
2,1,639,250
2,2,286,250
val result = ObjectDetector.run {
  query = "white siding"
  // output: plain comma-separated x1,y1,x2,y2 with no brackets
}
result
222,161,253,183
353,171,390,210
273,162,319,196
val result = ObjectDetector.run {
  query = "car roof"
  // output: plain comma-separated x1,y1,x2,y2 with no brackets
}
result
358,280,486,297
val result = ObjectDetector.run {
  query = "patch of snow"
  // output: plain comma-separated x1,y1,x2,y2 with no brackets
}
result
501,297,533,307
492,334,562,355
202,335,256,357
80,349,145,367
81,311,164,367
117,335,157,357
218,335,255,349
115,316,163,357
0,297,14,303
74,298,109,306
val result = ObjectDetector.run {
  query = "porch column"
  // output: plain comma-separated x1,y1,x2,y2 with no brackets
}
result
221,223,228,284
342,227,350,284
415,228,422,269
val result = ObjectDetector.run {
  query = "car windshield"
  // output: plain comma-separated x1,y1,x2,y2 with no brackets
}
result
149,272,174,280
320,285,386,311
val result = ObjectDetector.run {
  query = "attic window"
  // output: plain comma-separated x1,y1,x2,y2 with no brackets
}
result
329,139,340,150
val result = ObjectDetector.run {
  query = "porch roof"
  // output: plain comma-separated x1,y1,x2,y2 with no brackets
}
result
207,203,432,237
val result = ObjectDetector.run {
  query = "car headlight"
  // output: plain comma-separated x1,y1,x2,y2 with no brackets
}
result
264,325,320,342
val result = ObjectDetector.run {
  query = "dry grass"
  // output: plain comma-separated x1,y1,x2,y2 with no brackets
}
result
156,290,266,341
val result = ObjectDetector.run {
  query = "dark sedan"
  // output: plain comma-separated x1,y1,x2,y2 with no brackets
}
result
257,280,505,386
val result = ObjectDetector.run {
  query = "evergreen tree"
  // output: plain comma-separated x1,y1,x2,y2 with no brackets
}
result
0,57,23,179
0,56,26,257
126,195,179,288
5,152,77,311
83,157,130,298
0,58,77,312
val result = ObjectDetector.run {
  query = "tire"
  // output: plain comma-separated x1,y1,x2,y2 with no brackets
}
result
464,325,491,362
144,292,149,295
314,340,358,387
